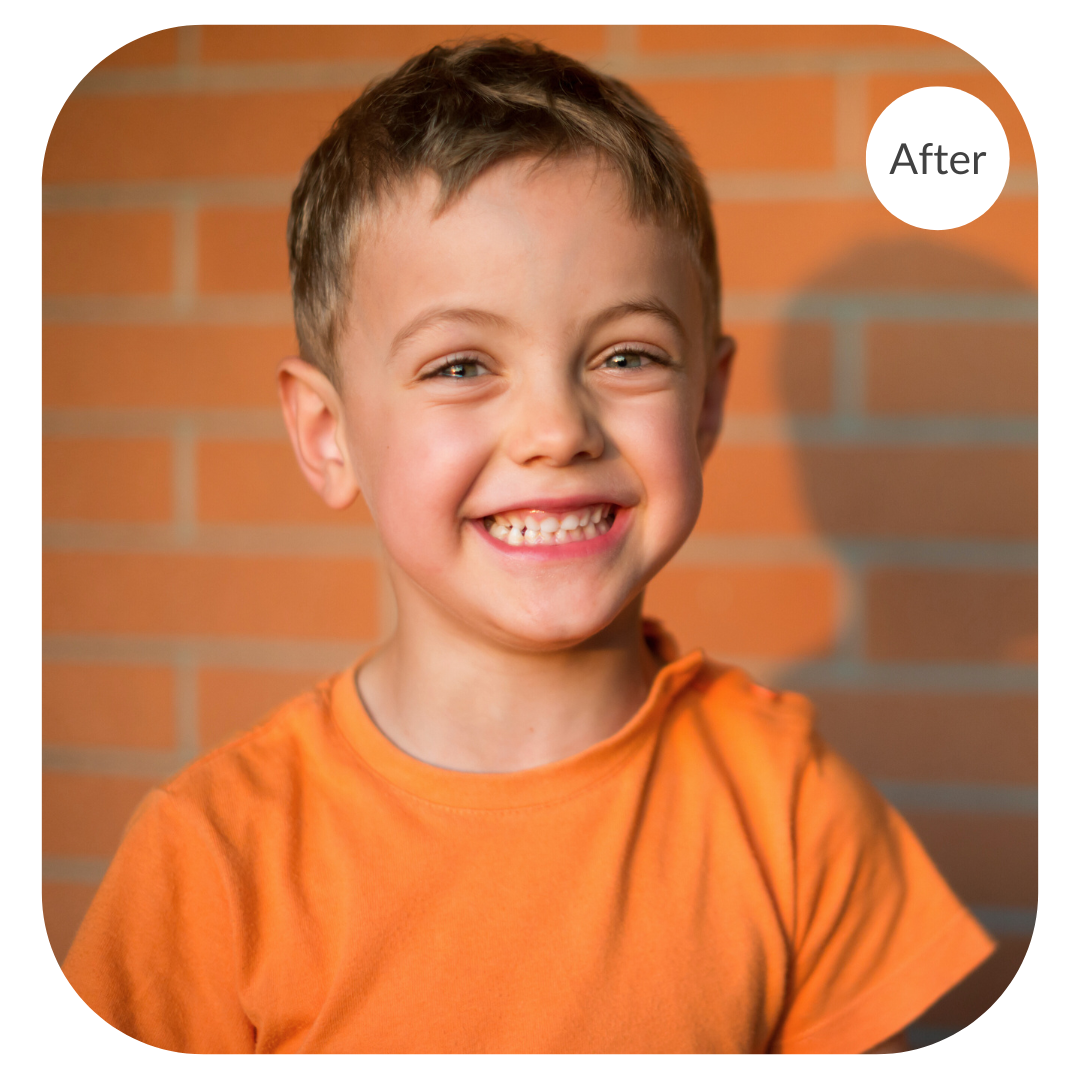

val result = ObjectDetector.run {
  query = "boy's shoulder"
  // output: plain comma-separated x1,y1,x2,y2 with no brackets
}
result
673,653,884,845
154,675,346,824
679,653,821,774
647,617,817,752
691,659,815,732
648,622,812,721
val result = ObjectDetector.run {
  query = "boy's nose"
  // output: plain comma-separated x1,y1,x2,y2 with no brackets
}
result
503,375,604,467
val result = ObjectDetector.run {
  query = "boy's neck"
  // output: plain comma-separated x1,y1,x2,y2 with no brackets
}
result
356,597,660,774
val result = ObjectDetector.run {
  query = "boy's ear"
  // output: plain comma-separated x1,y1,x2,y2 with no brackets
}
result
277,358,361,510
696,335,736,462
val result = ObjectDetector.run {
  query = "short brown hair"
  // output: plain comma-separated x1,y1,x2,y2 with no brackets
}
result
288,38,720,385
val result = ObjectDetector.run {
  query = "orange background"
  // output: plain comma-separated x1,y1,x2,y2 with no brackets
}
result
42,25,1036,1045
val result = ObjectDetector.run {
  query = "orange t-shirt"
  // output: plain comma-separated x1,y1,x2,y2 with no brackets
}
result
62,626,993,1053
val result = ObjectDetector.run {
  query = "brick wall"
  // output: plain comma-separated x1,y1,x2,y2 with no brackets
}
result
42,25,1036,1046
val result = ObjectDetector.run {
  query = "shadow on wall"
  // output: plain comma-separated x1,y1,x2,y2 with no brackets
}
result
774,238,1036,1044
775,238,1037,677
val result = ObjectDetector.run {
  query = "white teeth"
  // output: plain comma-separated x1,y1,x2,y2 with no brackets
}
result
484,503,617,547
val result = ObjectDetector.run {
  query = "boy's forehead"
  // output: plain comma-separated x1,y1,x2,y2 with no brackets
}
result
366,154,626,225
348,156,704,347
356,156,643,261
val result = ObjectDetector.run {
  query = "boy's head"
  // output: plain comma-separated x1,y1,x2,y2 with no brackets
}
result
280,38,734,651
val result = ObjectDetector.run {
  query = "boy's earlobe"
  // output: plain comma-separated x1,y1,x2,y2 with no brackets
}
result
277,358,361,510
696,335,736,462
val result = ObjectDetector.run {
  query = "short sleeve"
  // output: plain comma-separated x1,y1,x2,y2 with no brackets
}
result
772,734,996,1054
62,789,256,1053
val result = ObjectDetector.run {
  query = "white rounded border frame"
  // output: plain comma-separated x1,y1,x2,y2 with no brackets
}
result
19,4,1062,1075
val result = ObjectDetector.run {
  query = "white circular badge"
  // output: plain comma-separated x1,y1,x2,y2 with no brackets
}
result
865,86,1010,230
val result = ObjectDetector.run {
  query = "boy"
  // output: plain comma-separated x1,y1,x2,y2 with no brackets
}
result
61,39,994,1053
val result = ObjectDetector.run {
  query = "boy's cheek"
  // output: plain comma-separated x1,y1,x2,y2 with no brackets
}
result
353,412,492,534
612,405,702,504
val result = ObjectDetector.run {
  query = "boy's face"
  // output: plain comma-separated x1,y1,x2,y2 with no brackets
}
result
286,155,731,651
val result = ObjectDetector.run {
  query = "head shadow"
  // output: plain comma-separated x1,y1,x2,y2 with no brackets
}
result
703,233,1039,794
761,236,1037,690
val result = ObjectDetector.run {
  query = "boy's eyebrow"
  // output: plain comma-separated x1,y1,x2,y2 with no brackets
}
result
388,298,686,357
389,307,514,356
585,299,687,345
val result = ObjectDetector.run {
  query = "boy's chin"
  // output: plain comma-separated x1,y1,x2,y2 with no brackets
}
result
473,596,638,654
486,624,617,654
392,560,648,651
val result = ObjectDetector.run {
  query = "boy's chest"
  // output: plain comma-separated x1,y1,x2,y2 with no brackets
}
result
235,774,792,1052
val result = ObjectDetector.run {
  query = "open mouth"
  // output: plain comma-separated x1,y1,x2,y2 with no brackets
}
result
482,503,617,547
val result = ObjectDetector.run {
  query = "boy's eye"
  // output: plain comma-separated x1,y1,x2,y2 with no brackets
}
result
601,350,663,370
432,359,487,379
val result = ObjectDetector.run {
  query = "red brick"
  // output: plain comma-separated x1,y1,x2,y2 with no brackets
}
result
646,564,837,658
866,323,1037,415
43,211,172,295
200,25,605,62
866,569,1037,662
42,773,156,858
723,321,832,416
44,89,361,183
699,444,813,535
630,77,834,171
43,325,293,408
43,663,175,749
798,446,1036,539
869,73,1035,167
42,882,99,964
919,936,1030,1029
903,812,1036,906
198,207,291,294
810,691,1037,785
198,667,329,751
639,26,953,53
197,440,372,524
43,551,380,639
43,438,172,522
713,197,1037,292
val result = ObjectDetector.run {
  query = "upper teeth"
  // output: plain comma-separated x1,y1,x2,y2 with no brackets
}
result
484,504,614,546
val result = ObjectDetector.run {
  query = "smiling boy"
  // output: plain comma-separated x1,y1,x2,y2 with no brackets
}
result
61,39,994,1053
